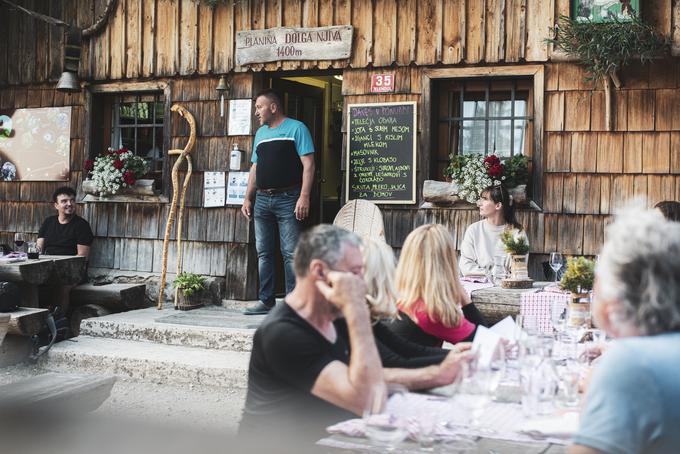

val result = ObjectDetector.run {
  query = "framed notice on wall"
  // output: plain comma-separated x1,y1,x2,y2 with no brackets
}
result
573,0,638,22
346,102,416,204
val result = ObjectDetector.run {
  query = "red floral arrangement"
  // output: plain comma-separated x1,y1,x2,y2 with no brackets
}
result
483,154,504,180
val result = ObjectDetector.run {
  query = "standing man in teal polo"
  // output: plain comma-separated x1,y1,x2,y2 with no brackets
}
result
241,89,315,315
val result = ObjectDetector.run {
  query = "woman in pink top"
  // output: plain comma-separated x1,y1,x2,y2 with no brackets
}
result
387,224,487,347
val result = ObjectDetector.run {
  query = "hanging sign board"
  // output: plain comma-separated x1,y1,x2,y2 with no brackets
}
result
370,73,395,93
235,26,353,65
346,102,417,204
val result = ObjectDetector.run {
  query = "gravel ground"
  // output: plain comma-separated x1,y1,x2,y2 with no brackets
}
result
0,363,247,448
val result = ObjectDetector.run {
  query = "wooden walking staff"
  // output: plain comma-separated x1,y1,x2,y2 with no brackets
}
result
157,104,197,310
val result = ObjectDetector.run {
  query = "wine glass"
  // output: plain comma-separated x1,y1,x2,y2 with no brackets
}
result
363,384,409,450
549,252,563,284
14,232,25,252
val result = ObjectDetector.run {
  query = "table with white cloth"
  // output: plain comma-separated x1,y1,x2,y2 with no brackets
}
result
318,388,574,453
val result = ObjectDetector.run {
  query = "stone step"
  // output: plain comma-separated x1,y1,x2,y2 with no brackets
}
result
39,335,250,389
79,305,265,352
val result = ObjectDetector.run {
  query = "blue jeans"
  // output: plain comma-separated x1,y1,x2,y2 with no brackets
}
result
254,188,302,306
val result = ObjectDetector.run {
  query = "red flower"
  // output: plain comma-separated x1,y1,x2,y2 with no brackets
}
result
488,163,504,178
112,159,124,169
484,154,500,167
123,170,136,185
117,148,128,155
84,160,94,171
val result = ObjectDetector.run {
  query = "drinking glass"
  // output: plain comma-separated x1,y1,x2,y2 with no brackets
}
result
549,252,563,284
363,384,408,450
550,300,568,341
461,346,506,432
14,232,25,252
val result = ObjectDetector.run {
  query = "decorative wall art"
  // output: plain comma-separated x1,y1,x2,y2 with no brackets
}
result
573,0,639,23
0,106,72,181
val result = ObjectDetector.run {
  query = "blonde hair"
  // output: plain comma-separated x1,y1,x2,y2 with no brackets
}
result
362,237,399,319
395,224,468,327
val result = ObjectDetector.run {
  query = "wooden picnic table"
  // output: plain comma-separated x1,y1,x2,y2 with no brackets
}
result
471,281,550,325
0,255,87,307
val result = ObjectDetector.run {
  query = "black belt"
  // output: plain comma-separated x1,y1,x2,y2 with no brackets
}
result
256,185,300,195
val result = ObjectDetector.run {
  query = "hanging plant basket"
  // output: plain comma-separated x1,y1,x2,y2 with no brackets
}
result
546,15,669,130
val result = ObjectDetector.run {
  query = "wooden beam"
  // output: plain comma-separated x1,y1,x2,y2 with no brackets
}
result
7,307,49,336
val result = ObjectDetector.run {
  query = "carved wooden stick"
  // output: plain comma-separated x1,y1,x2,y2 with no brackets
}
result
158,104,197,310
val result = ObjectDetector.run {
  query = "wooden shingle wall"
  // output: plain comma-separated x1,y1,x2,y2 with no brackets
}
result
1,0,677,86
0,75,259,299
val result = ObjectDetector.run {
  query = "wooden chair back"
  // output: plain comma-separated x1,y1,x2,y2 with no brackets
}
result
333,199,385,240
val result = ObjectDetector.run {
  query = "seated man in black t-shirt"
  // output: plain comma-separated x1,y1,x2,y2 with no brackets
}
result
239,225,384,448
36,186,93,314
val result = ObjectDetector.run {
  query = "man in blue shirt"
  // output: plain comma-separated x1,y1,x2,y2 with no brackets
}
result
241,89,315,315
569,205,680,454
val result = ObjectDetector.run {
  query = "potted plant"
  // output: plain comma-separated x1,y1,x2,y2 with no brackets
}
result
83,147,150,198
547,15,669,130
173,272,208,311
499,229,531,286
559,256,595,327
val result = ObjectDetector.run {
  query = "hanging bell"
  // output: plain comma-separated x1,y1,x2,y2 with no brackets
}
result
216,76,229,93
56,71,81,93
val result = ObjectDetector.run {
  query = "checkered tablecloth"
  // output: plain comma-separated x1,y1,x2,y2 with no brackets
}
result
519,290,570,334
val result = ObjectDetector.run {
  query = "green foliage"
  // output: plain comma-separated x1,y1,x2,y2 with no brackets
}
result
503,154,529,189
443,154,467,180
173,272,206,297
546,15,669,84
500,229,530,255
559,256,595,293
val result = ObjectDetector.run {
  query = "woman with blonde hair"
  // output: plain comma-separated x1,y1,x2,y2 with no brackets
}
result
356,237,472,388
388,224,486,347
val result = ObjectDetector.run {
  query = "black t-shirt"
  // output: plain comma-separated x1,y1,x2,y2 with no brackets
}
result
239,303,353,447
38,215,94,256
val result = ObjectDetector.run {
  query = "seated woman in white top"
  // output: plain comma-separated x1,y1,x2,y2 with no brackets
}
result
459,183,524,276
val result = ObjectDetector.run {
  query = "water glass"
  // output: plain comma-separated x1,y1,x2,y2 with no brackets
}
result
556,361,581,408
520,355,558,417
363,384,408,450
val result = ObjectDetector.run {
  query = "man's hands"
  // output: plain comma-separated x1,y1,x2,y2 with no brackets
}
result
315,270,368,315
241,198,253,220
295,194,310,221
433,348,474,388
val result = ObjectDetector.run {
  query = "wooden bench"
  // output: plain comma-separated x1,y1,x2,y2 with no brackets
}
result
0,313,9,345
0,372,116,417
69,283,148,335
7,307,49,337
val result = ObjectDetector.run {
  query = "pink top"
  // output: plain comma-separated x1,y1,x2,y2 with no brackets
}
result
409,299,476,345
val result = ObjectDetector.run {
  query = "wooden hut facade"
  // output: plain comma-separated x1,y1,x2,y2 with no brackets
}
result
1,0,679,300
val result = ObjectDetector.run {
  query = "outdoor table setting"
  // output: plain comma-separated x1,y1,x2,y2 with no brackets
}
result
318,311,609,453
0,253,87,307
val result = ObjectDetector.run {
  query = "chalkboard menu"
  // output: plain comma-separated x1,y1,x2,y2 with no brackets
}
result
346,102,417,204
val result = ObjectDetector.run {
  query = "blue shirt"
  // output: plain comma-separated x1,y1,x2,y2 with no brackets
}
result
572,332,680,454
251,118,314,163
251,118,314,189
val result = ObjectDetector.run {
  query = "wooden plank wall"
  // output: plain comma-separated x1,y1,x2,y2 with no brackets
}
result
344,61,680,263
0,74,260,299
2,0,676,86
